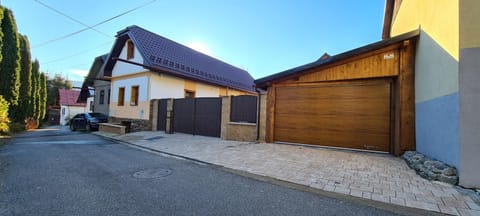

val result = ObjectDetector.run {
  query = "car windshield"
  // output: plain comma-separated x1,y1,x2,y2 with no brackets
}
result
87,113,107,118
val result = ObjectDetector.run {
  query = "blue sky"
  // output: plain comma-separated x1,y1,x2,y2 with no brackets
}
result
2,0,385,83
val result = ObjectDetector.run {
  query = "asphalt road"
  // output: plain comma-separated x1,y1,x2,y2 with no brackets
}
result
0,127,404,216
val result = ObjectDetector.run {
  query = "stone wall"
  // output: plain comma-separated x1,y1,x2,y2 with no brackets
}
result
258,92,267,142
226,122,257,142
108,116,150,132
220,96,258,142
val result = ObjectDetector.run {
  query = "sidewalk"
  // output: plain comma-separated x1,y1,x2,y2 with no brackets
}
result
95,131,480,216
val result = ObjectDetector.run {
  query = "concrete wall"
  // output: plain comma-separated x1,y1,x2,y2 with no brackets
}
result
93,80,110,115
391,0,480,188
459,0,480,188
391,0,460,168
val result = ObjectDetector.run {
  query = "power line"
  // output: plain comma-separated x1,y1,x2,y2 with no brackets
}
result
34,0,111,38
32,0,157,48
41,40,113,65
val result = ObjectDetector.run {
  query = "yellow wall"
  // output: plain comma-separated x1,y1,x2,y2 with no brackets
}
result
219,87,252,96
391,0,459,60
110,101,150,120
184,80,196,92
460,0,480,49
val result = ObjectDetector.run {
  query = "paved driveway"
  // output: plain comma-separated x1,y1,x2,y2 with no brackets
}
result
0,126,408,215
97,131,480,216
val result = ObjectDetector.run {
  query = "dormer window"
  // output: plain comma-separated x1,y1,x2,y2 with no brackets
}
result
126,39,134,60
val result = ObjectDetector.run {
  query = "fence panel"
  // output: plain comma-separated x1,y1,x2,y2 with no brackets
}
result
231,95,257,123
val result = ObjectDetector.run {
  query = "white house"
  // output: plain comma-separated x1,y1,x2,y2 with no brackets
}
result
100,25,255,131
59,89,86,125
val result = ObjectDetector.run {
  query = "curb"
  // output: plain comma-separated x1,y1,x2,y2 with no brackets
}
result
94,133,444,216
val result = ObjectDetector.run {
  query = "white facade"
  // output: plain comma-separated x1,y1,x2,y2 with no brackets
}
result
109,39,240,120
86,97,94,112
112,43,145,77
60,105,85,125
149,74,187,99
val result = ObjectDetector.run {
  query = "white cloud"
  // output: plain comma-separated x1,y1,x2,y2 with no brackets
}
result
186,41,212,56
68,69,88,81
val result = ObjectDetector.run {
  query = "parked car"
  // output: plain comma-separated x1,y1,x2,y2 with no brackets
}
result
69,112,108,131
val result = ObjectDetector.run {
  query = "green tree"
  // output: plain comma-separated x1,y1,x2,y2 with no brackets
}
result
46,74,72,107
0,95,10,134
30,59,39,120
11,35,32,122
39,72,47,120
0,7,21,107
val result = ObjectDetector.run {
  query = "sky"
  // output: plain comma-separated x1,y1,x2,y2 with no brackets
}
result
1,0,386,83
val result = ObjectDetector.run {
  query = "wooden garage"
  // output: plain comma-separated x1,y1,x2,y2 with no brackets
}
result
255,30,419,155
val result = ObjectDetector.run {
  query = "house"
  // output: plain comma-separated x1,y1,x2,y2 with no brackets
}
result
382,0,479,188
78,54,110,116
102,25,255,131
59,89,86,125
255,30,418,156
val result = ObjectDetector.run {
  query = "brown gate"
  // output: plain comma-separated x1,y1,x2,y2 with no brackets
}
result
157,99,168,131
173,97,222,137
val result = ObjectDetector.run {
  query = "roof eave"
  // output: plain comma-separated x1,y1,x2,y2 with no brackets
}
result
382,0,395,39
254,29,419,88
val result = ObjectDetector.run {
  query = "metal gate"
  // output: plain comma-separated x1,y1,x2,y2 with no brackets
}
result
157,99,168,131
173,97,222,137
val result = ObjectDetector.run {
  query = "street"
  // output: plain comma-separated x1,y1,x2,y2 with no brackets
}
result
0,127,403,216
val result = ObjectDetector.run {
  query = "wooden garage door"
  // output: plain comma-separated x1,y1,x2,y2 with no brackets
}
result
274,80,391,152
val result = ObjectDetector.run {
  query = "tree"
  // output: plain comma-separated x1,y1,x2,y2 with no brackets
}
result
11,35,32,122
0,95,10,134
0,7,21,107
39,72,47,120
29,59,39,120
46,74,72,107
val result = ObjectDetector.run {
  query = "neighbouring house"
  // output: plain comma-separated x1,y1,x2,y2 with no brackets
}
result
78,54,110,116
59,89,86,125
381,0,480,188
255,30,418,156
102,25,255,131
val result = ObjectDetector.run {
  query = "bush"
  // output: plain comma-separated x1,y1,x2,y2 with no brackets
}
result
8,122,24,134
0,95,10,134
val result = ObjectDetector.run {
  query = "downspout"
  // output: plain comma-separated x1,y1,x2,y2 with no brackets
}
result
255,88,262,141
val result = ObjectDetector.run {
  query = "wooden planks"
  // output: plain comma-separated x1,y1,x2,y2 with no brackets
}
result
274,80,392,152
280,48,400,84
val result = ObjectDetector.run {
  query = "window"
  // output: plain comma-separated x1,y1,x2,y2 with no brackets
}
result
118,87,125,106
62,107,65,115
184,90,195,98
126,40,134,60
107,89,110,104
99,90,105,105
130,86,139,106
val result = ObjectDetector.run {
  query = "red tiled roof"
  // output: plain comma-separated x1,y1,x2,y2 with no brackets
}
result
59,89,85,107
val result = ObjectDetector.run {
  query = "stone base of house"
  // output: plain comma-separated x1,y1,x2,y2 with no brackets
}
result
108,117,150,132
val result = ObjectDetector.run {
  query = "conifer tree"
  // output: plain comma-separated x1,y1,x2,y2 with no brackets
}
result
30,60,39,121
12,35,32,122
39,72,47,120
0,8,21,107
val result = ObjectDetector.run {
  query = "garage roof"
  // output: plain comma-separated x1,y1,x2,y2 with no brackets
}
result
254,29,419,88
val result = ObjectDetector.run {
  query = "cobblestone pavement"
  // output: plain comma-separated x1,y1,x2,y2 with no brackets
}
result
96,131,480,216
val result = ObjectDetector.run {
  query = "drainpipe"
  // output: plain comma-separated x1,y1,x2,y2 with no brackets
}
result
255,88,262,141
